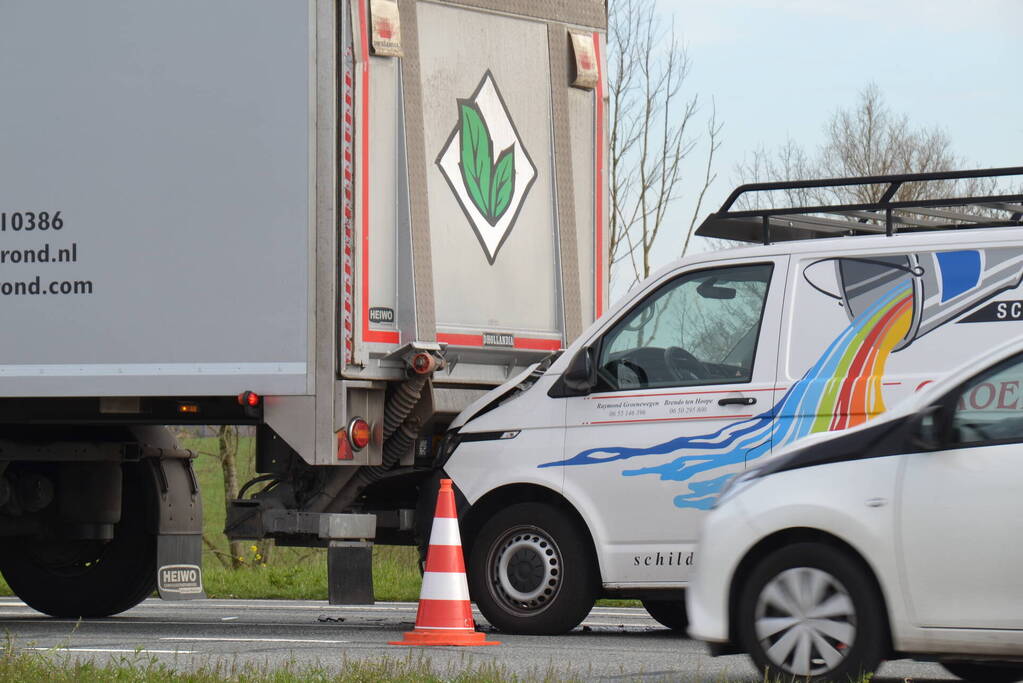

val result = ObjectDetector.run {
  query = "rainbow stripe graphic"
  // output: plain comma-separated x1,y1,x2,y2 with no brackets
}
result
540,281,916,509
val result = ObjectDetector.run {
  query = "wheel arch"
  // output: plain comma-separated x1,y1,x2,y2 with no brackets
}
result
727,527,894,655
460,483,599,572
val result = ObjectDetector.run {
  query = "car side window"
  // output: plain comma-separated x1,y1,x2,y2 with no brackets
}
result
951,352,1023,446
595,263,773,392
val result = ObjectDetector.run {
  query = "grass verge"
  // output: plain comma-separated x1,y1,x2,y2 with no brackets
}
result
0,639,583,682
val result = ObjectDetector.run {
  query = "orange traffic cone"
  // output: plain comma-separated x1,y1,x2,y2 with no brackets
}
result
390,479,498,646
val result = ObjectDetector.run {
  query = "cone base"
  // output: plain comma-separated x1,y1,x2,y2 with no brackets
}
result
389,628,500,647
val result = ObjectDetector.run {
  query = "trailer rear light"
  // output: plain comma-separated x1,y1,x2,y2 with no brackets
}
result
237,391,261,407
348,417,371,450
177,403,200,414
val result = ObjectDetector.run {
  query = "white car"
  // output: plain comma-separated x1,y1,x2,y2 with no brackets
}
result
687,337,1023,682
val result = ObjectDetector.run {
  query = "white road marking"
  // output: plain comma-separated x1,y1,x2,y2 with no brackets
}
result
162,637,349,644
27,647,197,654
220,616,239,621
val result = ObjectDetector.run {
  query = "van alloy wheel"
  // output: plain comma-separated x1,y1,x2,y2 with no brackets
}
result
753,567,856,677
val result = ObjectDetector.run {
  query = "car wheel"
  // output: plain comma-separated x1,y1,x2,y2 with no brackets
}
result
942,661,1023,682
642,599,688,632
467,501,596,635
737,542,887,683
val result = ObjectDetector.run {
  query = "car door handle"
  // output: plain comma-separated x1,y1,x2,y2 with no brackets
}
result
718,397,756,406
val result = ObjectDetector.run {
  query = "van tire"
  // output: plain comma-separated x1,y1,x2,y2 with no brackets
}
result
467,502,596,635
642,599,688,632
0,462,156,618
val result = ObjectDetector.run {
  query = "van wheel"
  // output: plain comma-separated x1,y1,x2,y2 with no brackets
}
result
737,543,886,683
942,661,1023,682
0,463,156,618
467,502,596,635
642,599,688,632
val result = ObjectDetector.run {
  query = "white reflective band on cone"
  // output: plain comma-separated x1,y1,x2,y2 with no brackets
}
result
419,572,471,601
428,517,462,546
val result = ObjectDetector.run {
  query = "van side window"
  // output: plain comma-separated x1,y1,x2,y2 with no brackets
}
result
595,264,773,391
951,352,1023,445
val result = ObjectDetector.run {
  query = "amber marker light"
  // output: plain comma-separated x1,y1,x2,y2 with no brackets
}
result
177,403,200,414
348,417,371,451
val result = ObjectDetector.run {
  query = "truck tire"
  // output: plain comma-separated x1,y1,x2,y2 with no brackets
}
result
0,462,156,618
467,501,596,635
641,599,688,632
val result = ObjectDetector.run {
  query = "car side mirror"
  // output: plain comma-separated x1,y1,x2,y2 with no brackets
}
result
910,404,947,451
549,347,596,397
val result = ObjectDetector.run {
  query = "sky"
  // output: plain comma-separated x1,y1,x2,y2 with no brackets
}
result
624,0,1023,294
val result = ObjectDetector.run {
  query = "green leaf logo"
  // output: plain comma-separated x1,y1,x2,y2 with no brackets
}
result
458,101,515,226
436,71,537,264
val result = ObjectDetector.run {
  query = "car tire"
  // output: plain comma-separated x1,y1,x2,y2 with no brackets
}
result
467,501,597,635
0,463,156,618
642,599,688,632
942,661,1023,682
737,542,887,683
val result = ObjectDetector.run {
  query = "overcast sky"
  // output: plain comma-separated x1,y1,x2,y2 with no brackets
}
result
623,0,1023,294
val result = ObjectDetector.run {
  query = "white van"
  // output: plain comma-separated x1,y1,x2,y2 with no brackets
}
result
438,167,1023,635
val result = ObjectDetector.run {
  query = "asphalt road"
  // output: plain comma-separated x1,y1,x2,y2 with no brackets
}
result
0,597,956,681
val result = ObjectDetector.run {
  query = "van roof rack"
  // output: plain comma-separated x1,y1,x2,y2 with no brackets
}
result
695,166,1023,245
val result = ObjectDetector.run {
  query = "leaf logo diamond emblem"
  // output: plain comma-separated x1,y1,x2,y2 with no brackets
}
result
437,71,537,264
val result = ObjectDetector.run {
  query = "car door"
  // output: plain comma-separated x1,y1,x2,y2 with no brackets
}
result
899,351,1023,630
554,258,786,586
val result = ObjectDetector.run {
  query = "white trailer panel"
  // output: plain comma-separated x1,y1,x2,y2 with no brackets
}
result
0,0,314,396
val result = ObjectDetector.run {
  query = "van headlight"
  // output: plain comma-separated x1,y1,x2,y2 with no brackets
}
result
713,468,763,509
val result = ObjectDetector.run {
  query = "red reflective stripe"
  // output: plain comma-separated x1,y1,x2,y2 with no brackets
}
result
436,333,561,350
514,337,562,351
436,333,482,346
423,545,466,574
414,599,475,631
356,0,399,346
592,31,605,319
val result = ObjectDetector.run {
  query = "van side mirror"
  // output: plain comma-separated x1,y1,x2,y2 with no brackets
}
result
549,347,596,397
910,404,947,451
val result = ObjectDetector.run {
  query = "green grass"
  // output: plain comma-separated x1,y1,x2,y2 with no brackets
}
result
0,638,582,682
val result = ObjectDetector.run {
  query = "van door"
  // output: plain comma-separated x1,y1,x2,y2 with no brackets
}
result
550,258,787,586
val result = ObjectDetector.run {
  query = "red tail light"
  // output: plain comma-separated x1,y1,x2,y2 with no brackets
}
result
348,417,371,450
238,391,261,407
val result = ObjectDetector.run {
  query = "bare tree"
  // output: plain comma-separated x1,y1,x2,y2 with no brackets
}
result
735,84,995,208
607,0,721,290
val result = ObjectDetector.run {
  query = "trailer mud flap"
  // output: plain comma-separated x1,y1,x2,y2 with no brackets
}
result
157,534,205,599
146,455,206,600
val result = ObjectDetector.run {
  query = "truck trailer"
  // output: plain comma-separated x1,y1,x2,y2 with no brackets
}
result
0,0,608,619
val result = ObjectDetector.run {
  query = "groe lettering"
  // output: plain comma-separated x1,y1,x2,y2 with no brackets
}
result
958,379,1023,411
